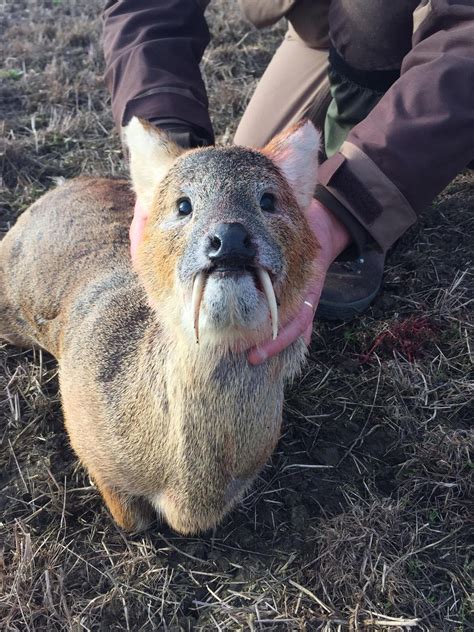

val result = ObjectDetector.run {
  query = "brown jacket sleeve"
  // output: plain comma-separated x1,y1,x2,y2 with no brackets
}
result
103,0,214,143
316,0,474,252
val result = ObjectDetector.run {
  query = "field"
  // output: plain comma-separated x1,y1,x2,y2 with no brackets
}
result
1,1,473,630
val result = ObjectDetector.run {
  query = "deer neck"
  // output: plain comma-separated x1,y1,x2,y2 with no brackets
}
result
151,328,306,426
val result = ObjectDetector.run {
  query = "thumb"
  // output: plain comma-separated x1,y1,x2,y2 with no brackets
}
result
130,199,149,265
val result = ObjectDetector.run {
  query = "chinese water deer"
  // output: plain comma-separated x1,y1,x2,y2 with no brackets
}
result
0,118,319,534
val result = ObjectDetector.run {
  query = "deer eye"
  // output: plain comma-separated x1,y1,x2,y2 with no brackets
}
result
177,198,192,216
260,193,275,212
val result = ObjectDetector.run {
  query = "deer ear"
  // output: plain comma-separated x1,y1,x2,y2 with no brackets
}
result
262,120,320,210
123,117,185,209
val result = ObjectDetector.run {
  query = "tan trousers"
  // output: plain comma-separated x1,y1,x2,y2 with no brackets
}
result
234,23,331,148
235,0,332,148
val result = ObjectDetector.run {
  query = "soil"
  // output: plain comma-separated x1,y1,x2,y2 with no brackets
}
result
1,1,472,630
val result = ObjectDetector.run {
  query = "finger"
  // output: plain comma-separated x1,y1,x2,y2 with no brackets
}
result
248,281,321,364
129,213,148,264
248,303,314,365
303,321,313,346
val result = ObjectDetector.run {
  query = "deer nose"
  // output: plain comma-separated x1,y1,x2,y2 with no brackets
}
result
208,223,256,263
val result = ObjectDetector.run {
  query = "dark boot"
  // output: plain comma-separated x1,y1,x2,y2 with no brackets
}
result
317,246,384,321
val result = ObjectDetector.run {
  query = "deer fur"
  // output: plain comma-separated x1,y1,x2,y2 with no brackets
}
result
0,119,319,534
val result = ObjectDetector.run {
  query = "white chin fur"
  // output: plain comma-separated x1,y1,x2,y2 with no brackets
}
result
187,272,270,346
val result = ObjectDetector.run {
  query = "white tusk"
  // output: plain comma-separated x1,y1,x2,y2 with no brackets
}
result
256,268,278,340
192,272,206,344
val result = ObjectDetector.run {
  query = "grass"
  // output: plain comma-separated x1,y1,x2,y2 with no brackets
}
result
1,1,473,630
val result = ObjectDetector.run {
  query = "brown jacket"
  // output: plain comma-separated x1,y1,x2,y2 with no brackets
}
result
103,0,214,144
103,0,474,252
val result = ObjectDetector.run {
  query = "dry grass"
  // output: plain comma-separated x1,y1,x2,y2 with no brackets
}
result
1,1,473,630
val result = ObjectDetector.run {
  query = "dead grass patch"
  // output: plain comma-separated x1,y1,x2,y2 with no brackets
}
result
1,1,473,630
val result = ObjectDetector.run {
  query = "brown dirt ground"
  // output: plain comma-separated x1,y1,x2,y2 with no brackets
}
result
1,1,473,630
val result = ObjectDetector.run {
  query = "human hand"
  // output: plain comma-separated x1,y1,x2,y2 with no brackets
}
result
130,198,149,266
248,198,351,365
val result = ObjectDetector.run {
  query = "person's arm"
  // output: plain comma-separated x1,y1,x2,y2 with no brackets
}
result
103,0,214,262
314,0,474,254
103,0,214,145
250,0,473,364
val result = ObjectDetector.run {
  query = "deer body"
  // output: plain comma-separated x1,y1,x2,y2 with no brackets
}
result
1,120,319,534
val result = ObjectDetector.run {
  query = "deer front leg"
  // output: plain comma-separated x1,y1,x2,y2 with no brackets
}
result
94,478,155,532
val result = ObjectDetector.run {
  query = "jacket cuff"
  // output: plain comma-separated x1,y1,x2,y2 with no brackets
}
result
122,88,215,145
148,118,212,149
318,141,417,252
